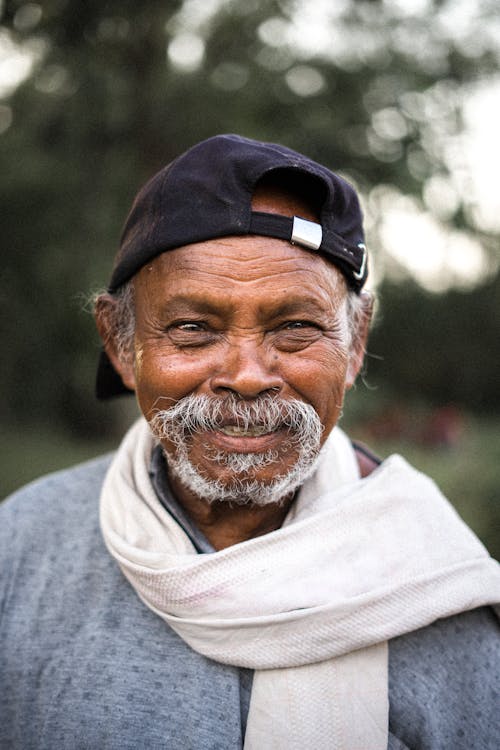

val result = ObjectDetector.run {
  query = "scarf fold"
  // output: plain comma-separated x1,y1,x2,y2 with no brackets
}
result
100,418,500,750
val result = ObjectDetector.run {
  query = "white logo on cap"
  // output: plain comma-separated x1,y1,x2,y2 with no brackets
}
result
353,242,367,281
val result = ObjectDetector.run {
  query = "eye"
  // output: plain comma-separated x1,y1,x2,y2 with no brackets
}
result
283,320,318,330
273,320,323,352
176,321,205,331
167,320,217,347
167,319,208,332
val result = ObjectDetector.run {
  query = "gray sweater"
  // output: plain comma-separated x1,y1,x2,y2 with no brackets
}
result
1,455,499,749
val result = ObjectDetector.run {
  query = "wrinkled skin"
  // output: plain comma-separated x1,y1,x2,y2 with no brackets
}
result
97,188,371,548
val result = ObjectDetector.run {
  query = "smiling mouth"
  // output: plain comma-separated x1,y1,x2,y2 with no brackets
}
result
217,425,275,437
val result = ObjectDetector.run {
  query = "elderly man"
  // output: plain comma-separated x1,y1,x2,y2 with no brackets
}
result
1,135,499,750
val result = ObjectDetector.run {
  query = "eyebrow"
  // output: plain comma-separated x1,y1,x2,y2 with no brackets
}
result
260,299,331,318
159,296,224,316
157,294,332,321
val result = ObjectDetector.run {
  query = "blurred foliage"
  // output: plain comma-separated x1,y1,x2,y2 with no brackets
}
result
1,0,499,440
366,270,500,411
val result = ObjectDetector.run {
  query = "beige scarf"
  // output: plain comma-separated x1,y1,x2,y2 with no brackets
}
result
100,419,500,750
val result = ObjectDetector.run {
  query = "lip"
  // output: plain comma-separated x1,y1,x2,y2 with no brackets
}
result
218,424,270,437
199,427,290,453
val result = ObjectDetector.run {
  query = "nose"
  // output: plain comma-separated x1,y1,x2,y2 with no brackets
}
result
209,336,283,399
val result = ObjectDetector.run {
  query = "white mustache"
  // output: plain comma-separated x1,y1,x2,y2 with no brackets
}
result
149,393,323,446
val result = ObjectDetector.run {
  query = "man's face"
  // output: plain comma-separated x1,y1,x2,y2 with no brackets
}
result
115,229,362,501
105,188,368,506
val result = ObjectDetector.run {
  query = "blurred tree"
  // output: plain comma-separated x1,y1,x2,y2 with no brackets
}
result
1,0,499,433
367,269,500,412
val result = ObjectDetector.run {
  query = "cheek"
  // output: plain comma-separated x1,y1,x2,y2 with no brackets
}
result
133,347,217,419
282,347,350,417
133,337,351,428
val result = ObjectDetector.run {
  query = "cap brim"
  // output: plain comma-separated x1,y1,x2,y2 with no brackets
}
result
95,349,134,400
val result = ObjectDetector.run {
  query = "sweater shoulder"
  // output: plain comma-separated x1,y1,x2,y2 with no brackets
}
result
3,452,113,502
389,606,500,748
0,453,114,538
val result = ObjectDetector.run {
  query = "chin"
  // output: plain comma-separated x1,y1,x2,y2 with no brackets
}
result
166,446,321,507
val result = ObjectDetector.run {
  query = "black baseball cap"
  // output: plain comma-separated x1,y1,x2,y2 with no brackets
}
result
97,134,368,398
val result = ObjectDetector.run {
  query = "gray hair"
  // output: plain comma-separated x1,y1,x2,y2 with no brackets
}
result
93,282,135,364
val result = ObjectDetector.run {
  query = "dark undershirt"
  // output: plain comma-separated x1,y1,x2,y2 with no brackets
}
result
149,445,216,553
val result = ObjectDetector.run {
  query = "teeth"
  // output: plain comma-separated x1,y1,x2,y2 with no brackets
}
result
219,425,270,437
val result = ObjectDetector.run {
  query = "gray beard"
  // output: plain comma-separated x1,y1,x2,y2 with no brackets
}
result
148,394,323,506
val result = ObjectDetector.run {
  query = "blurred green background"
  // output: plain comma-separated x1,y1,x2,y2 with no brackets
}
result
1,0,499,557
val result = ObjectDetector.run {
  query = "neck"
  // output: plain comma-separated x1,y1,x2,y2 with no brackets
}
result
168,473,294,550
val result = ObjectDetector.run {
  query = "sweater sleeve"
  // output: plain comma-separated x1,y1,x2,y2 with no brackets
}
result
388,606,500,750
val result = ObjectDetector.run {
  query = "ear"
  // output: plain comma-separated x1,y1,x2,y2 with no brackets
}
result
94,293,137,392
345,291,373,389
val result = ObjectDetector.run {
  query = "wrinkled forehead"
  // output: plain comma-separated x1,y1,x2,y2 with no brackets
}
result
131,238,349,333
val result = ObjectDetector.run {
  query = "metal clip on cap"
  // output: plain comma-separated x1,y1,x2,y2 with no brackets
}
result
353,242,367,281
291,216,323,251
